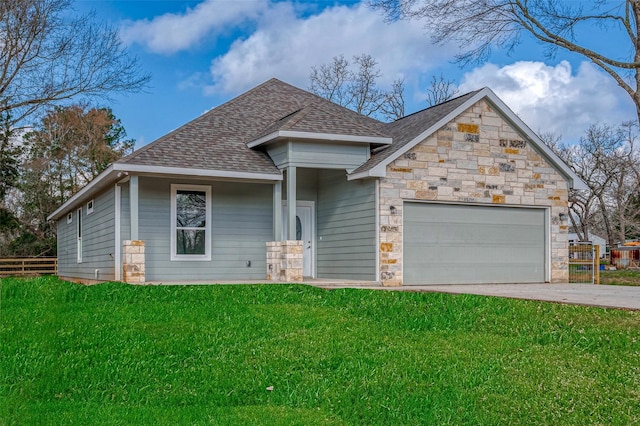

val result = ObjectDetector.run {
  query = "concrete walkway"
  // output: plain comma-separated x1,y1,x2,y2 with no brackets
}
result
312,283,640,311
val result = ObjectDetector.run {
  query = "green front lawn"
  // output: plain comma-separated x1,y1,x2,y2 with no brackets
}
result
1,276,639,425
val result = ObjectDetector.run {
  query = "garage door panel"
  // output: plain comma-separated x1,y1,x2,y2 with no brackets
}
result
403,203,545,285
410,223,541,245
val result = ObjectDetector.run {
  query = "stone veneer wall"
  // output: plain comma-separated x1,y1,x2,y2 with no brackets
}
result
122,240,145,284
378,99,569,286
266,240,303,282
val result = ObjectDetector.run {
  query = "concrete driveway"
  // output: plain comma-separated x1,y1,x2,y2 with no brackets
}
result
410,284,640,310
314,282,640,310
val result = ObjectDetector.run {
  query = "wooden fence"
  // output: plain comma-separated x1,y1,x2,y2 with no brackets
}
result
0,257,58,277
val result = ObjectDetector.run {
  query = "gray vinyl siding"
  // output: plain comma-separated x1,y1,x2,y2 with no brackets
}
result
266,142,288,168
138,177,273,281
283,168,318,203
56,212,75,277
267,141,369,170
57,186,116,281
316,170,376,280
120,182,130,241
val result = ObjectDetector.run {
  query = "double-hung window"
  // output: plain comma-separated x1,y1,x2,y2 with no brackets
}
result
171,184,211,261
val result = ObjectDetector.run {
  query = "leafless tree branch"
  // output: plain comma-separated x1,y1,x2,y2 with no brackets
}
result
0,0,150,127
309,54,406,120
369,0,640,123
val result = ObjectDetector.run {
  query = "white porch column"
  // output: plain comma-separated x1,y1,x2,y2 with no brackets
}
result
130,175,139,240
115,184,122,281
273,180,282,241
286,166,297,240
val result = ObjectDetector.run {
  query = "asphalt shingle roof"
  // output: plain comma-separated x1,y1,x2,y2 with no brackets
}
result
49,81,585,221
118,78,388,175
117,78,483,178
249,102,390,143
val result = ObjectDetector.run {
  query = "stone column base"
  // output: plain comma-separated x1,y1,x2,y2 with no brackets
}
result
123,240,145,284
266,240,303,282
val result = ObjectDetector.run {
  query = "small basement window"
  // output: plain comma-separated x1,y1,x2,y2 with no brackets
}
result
87,199,94,215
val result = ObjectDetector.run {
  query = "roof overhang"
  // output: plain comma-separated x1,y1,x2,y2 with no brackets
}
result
47,163,283,221
348,87,588,191
247,130,392,148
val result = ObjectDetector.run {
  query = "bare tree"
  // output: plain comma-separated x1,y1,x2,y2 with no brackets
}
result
0,0,149,128
544,123,640,247
426,74,459,106
381,79,405,120
542,131,604,242
309,55,351,107
350,54,387,117
309,54,406,120
606,121,640,244
369,1,640,124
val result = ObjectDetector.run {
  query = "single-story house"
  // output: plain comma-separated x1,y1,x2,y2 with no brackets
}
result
48,78,586,286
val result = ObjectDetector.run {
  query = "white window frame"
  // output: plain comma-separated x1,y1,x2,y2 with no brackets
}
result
170,184,211,261
86,199,94,215
76,207,83,263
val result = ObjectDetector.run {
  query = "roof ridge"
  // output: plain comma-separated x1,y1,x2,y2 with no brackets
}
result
244,106,308,142
278,104,315,130
281,81,387,128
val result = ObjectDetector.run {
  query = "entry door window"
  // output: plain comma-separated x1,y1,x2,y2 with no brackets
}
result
296,216,302,240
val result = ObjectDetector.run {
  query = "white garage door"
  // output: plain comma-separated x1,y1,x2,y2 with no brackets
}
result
403,203,546,285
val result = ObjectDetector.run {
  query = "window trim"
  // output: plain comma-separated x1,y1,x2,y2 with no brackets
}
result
170,184,212,261
86,199,94,215
76,207,83,263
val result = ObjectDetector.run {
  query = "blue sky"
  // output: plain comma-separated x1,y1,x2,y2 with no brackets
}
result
75,0,636,148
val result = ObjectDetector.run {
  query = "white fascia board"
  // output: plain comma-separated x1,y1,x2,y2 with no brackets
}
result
247,130,392,148
113,163,283,182
281,131,392,145
46,163,283,221
247,131,281,148
347,168,385,181
47,165,117,221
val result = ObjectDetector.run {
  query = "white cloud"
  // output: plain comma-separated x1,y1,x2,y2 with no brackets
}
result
119,0,455,100
121,0,635,143
458,60,634,141
204,2,451,95
120,0,269,54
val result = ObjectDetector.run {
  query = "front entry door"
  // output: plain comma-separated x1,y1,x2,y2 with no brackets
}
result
282,201,314,277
